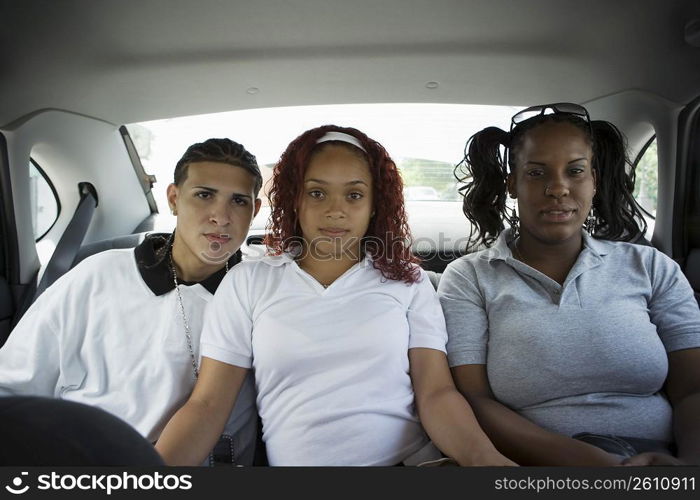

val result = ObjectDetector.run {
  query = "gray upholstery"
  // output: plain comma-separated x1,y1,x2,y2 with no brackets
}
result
425,270,442,290
72,233,148,268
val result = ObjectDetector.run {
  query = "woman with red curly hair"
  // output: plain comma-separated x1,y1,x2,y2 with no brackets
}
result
265,125,419,284
156,125,513,466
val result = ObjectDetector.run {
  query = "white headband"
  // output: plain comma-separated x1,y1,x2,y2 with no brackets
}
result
315,131,367,153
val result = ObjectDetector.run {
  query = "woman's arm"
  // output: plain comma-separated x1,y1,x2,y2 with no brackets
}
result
668,348,700,463
409,347,516,466
622,347,700,466
155,357,250,465
623,250,700,465
451,364,622,466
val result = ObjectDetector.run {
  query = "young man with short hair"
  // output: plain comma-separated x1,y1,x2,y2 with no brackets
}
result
0,138,262,465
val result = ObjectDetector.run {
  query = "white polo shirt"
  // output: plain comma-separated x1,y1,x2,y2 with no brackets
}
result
0,235,257,463
201,253,448,466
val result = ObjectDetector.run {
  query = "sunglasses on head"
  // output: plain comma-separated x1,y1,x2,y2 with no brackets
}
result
510,102,591,131
504,102,592,170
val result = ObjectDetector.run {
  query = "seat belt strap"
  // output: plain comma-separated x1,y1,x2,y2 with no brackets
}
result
34,182,98,300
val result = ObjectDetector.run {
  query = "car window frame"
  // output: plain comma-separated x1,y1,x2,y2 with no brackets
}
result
632,134,658,222
29,158,61,242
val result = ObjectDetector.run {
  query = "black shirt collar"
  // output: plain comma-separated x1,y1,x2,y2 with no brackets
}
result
134,232,242,296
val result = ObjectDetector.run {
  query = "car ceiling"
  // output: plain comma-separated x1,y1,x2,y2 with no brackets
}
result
2,0,700,127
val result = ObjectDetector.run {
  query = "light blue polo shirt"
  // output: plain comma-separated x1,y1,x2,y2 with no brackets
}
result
438,230,700,443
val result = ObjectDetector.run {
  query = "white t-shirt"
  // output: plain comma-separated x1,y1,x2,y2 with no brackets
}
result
201,253,448,466
0,242,257,459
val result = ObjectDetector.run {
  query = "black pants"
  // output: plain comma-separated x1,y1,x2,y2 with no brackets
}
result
0,396,164,466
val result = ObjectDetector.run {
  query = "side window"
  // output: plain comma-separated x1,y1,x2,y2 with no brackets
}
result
399,159,461,201
633,137,658,236
29,159,60,241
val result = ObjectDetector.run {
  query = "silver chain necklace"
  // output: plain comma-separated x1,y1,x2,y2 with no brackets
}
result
169,252,229,380
169,251,230,467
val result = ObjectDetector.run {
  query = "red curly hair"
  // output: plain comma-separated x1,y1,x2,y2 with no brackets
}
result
264,124,420,284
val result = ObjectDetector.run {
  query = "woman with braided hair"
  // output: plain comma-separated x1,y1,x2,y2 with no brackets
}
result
439,103,700,465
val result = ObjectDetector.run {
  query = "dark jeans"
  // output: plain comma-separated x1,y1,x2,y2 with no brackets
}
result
0,396,164,465
573,432,674,459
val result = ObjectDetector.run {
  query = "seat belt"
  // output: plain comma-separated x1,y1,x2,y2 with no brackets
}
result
33,182,98,300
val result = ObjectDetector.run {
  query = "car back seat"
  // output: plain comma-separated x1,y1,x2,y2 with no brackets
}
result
71,232,148,268
425,270,441,290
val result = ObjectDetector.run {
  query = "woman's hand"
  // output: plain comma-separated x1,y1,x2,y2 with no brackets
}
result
621,452,686,466
409,348,518,466
156,358,249,465
467,447,519,466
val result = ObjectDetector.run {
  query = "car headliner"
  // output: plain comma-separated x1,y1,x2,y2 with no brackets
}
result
2,0,700,127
